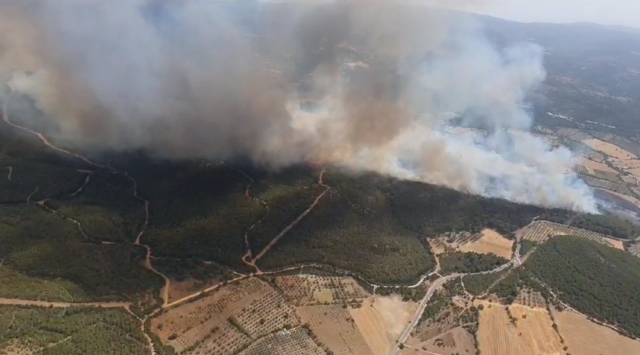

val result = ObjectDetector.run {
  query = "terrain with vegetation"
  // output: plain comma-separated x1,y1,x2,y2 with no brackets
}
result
3,11,640,355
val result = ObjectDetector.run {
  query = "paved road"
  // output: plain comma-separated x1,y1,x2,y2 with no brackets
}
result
388,247,521,355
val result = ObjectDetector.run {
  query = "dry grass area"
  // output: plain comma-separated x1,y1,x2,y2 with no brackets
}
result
403,327,476,355
553,309,640,355
476,301,564,355
349,297,392,355
238,328,325,355
430,229,513,259
583,138,638,160
275,275,369,306
578,157,618,174
371,295,417,341
518,220,623,249
297,304,373,355
150,277,298,355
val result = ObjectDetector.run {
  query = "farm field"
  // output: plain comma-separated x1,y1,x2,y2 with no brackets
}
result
513,289,546,308
403,327,476,355
517,220,623,249
296,304,372,355
429,229,514,259
150,277,298,355
578,157,617,174
237,327,325,355
275,275,370,306
457,229,514,259
582,138,638,160
597,188,640,210
369,295,417,342
349,297,392,355
580,174,633,195
476,301,564,355
552,309,640,355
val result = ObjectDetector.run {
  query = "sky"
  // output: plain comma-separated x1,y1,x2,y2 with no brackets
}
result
478,0,640,28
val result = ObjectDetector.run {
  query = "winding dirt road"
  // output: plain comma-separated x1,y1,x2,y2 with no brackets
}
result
4,166,17,183
2,85,163,355
125,172,170,306
2,92,103,168
246,169,331,270
388,244,523,355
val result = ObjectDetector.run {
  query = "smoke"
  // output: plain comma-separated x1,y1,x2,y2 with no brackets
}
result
0,0,597,212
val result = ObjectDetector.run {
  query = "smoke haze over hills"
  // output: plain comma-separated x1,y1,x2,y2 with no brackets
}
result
0,0,596,212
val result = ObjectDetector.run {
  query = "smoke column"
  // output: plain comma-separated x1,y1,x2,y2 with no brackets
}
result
0,0,597,212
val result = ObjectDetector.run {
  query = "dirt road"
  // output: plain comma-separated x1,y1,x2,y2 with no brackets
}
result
2,91,103,168
0,298,130,309
388,246,522,355
248,169,330,267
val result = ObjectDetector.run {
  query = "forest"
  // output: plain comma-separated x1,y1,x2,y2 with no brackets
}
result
525,236,640,338
439,251,509,275
0,306,148,355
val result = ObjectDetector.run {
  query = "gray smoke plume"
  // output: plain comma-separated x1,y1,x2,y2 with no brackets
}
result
0,0,597,212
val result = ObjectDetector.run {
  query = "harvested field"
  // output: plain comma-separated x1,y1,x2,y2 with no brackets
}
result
297,304,373,355
610,158,640,171
150,278,297,355
275,275,370,306
372,295,417,341
553,309,640,355
430,229,513,259
583,138,638,160
403,327,476,355
349,297,392,355
578,157,617,174
476,301,563,355
518,220,623,248
457,229,513,259
238,328,325,355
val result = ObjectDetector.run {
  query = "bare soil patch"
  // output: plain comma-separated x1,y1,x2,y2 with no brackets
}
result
150,278,297,355
583,138,638,160
297,304,373,355
404,327,476,355
371,295,417,342
553,309,640,355
166,277,221,304
476,301,563,355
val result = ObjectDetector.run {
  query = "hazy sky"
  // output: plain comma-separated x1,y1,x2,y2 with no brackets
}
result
479,0,639,28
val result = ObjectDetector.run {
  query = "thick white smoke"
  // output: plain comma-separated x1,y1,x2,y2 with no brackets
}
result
0,0,597,212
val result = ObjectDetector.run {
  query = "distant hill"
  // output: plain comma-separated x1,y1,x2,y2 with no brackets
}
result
474,14,640,137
